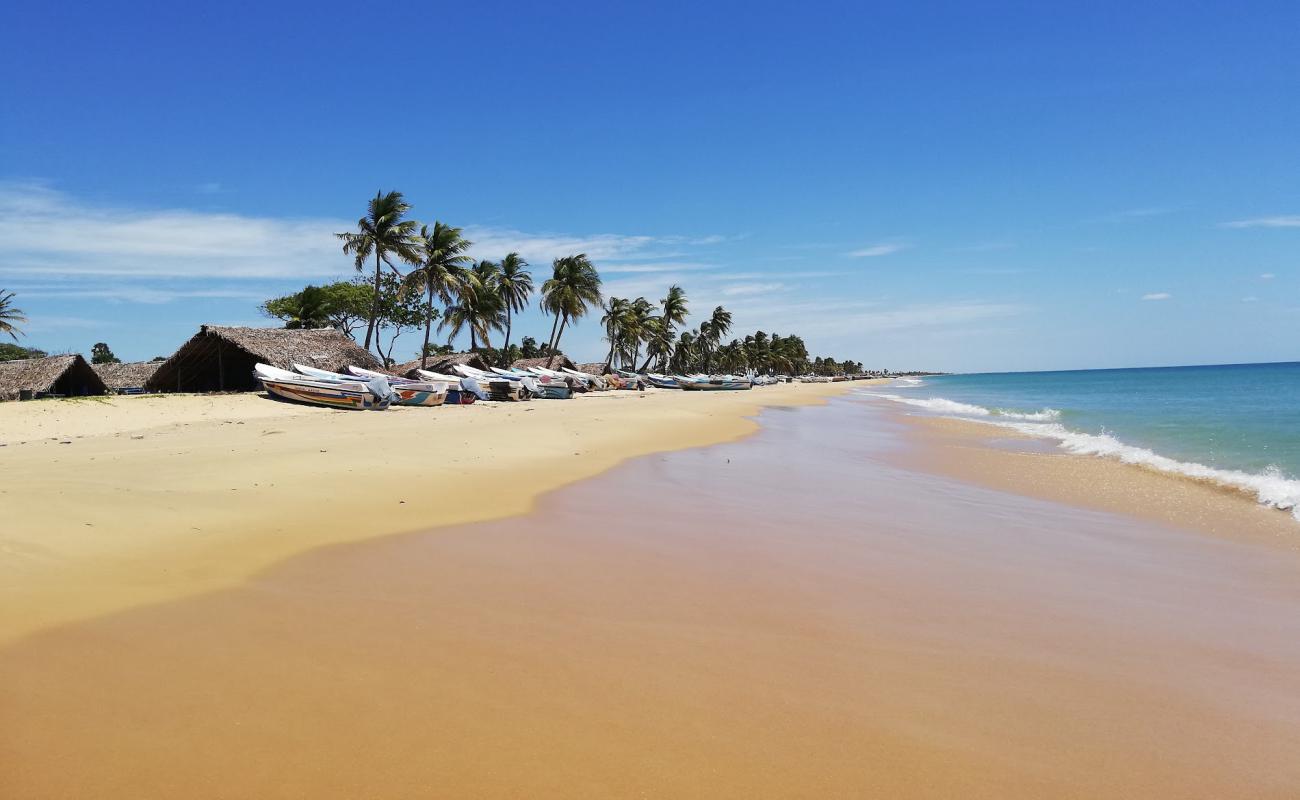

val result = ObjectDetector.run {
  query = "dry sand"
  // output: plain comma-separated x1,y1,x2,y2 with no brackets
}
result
0,382,857,644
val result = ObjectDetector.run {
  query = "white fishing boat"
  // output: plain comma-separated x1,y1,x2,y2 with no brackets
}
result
254,363,394,410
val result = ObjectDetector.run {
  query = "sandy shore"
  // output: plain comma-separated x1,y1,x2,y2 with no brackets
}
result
0,382,858,644
5,394,1300,798
892,412,1300,548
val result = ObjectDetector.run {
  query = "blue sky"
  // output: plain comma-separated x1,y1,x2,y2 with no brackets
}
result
2,0,1297,371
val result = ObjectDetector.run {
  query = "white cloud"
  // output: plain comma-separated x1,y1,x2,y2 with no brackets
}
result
14,286,266,304
1221,216,1300,229
0,182,721,281
1260,273,1276,280
599,262,717,274
847,243,908,258
720,282,786,297
1242,296,1259,303
196,182,223,194
1141,292,1172,301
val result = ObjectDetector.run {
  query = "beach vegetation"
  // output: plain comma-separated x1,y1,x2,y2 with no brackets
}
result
404,221,474,369
541,254,602,366
495,252,533,366
0,290,28,341
336,191,423,354
90,343,121,365
0,343,46,362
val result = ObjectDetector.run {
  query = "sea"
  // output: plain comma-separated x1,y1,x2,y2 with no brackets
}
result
862,362,1300,521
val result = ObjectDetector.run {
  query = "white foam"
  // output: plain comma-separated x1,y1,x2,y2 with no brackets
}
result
862,392,1300,522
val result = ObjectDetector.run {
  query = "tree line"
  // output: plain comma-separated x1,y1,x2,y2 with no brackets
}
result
261,190,866,375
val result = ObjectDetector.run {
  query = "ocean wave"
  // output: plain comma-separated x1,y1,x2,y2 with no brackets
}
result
862,393,1061,421
861,392,1300,521
891,377,926,387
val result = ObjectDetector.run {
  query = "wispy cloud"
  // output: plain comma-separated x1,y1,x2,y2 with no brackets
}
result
846,242,908,258
0,182,721,281
1141,292,1172,301
13,286,266,304
1260,272,1276,280
1220,215,1300,229
1242,296,1259,303
720,282,786,297
196,182,223,195
599,262,718,274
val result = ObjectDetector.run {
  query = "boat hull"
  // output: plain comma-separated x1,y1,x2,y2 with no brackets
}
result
679,380,753,391
262,379,390,410
392,387,447,406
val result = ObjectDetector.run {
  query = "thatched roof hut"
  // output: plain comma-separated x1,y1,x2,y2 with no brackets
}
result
394,352,491,378
573,362,612,376
0,354,108,401
146,325,380,393
93,361,161,393
512,355,576,372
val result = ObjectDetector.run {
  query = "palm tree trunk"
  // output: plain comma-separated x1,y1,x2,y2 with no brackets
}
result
547,315,568,367
604,337,617,370
420,284,434,370
545,312,560,354
365,249,382,352
500,307,513,367
470,329,477,350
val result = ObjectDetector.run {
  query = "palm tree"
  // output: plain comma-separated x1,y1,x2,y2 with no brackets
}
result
0,290,27,341
640,285,688,371
540,254,602,366
403,221,473,369
601,297,631,369
495,252,533,366
441,260,505,350
336,191,423,353
700,305,733,372
280,286,332,329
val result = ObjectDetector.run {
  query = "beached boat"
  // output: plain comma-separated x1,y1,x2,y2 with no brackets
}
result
678,376,753,391
296,364,447,407
254,364,394,410
644,374,681,389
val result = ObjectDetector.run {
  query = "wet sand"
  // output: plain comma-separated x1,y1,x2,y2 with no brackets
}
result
5,396,1300,798
894,413,1300,548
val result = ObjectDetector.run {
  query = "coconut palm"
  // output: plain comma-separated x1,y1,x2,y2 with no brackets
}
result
700,305,733,371
495,252,532,366
0,290,27,341
601,297,631,370
639,284,688,371
440,260,505,350
540,254,602,366
336,191,423,352
403,221,473,369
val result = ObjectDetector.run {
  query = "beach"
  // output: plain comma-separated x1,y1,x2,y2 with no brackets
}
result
4,386,1300,797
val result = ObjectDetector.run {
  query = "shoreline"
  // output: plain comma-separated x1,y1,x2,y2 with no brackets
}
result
5,390,1300,797
887,409,1300,548
0,382,861,645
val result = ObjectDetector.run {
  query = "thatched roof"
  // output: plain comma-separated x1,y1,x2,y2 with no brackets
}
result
512,355,576,371
146,325,381,393
0,354,108,401
397,352,491,377
93,360,161,390
573,362,611,376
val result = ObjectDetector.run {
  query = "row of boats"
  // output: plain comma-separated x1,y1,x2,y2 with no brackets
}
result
254,361,780,410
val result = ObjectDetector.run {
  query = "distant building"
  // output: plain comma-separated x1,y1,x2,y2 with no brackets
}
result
146,325,380,393
92,361,162,394
511,355,577,372
392,352,492,378
0,354,108,401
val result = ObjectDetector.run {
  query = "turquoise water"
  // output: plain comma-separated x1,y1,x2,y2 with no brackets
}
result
863,362,1300,519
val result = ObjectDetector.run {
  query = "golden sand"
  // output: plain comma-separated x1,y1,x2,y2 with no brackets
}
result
4,394,1300,798
0,382,858,644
